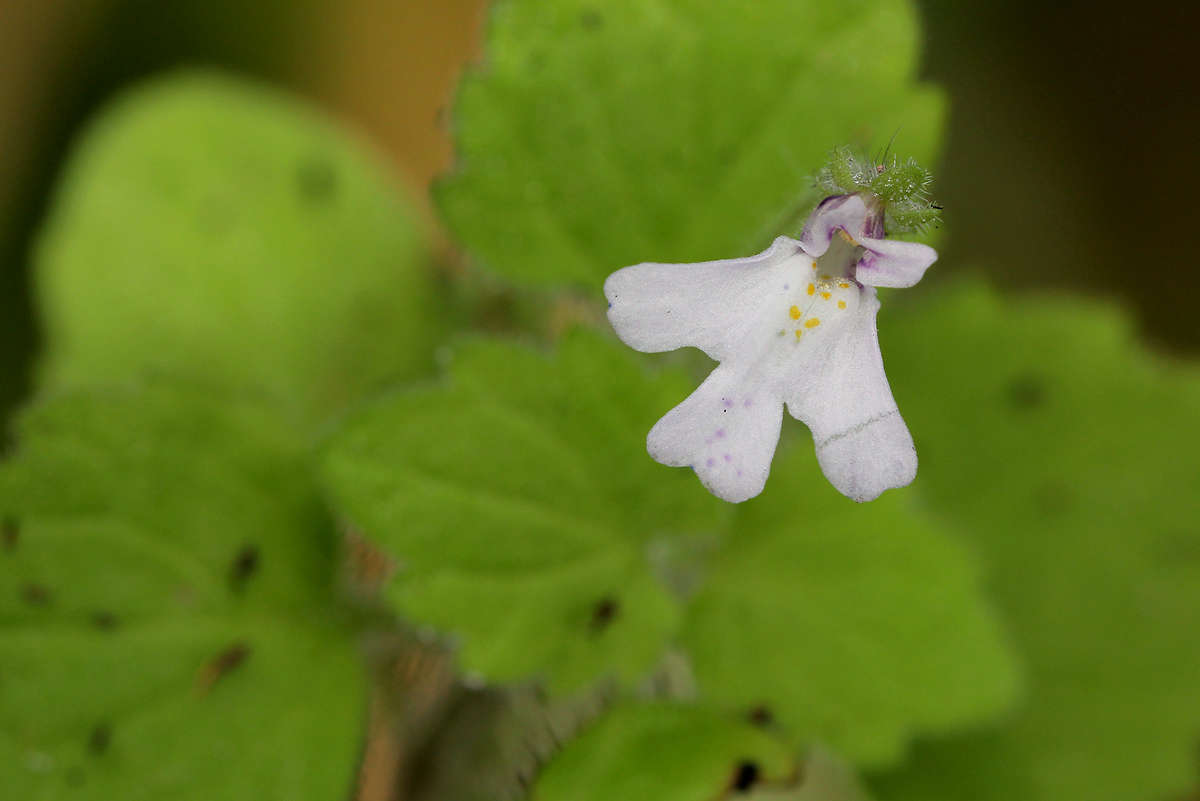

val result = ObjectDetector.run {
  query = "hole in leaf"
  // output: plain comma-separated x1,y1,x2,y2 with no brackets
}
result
1006,372,1046,411
589,596,619,633
21,583,51,606
88,723,111,756
731,760,760,792
2,516,17,551
195,641,252,695
229,544,260,592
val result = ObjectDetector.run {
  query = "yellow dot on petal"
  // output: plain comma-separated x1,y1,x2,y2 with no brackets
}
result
838,282,850,289
789,305,801,319
811,261,818,270
794,329,803,340
805,317,821,328
807,284,815,296
821,274,831,281
838,300,847,309
821,291,831,300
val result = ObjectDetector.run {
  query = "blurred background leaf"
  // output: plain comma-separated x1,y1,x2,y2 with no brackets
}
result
0,0,344,428
869,280,1200,801
321,331,728,692
32,73,449,429
681,455,1019,767
0,380,365,800
437,0,943,288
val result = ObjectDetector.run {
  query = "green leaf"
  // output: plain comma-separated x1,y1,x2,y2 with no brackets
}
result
679,437,1020,768
321,330,728,691
871,281,1200,801
34,71,447,428
438,0,944,288
532,702,795,801
0,381,364,801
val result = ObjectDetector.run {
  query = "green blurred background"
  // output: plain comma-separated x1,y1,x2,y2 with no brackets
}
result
3,0,1198,432
2,3,1198,800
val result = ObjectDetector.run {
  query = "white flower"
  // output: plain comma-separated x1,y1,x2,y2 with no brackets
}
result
605,193,937,503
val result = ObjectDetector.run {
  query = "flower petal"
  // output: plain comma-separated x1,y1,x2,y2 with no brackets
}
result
783,288,916,502
855,236,937,288
647,365,783,503
605,236,802,361
798,194,879,256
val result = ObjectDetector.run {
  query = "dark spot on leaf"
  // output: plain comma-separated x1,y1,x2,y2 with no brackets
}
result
731,760,760,792
580,9,603,29
21,583,51,606
589,596,619,633
1006,372,1046,411
229,544,260,592
297,159,337,203
747,704,774,727
91,610,119,631
2,516,17,551
195,641,251,695
88,723,111,755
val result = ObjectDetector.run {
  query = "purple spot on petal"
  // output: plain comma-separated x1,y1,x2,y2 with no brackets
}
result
721,397,732,410
743,398,753,408
724,453,732,463
706,458,716,468
716,429,726,439
737,469,743,477
783,283,789,290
